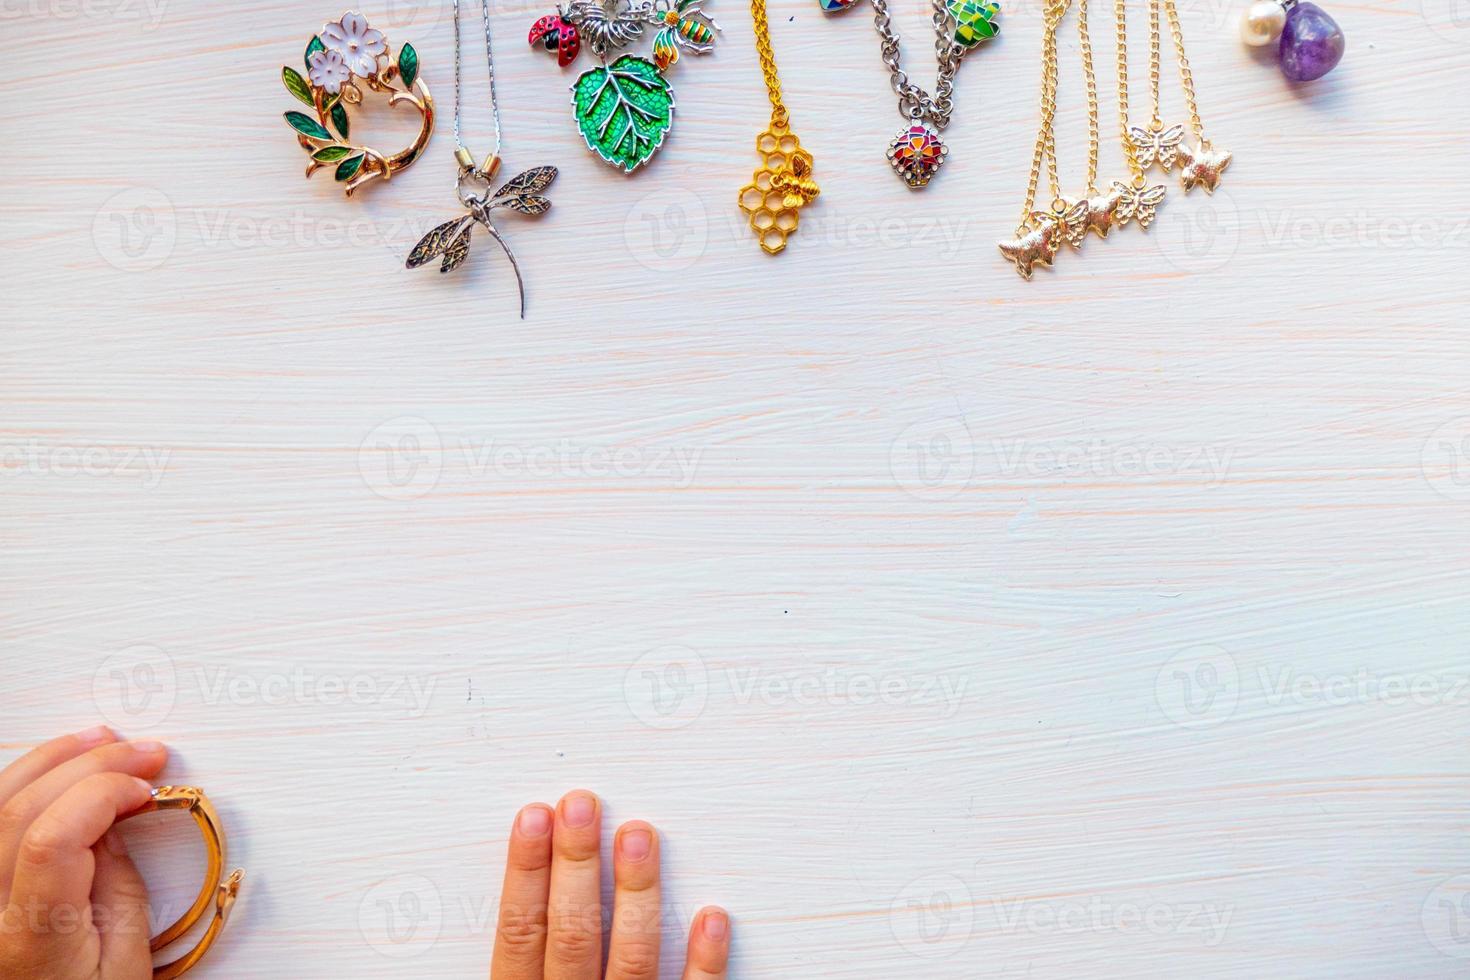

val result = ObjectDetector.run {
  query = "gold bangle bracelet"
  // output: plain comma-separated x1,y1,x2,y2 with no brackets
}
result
120,787,244,979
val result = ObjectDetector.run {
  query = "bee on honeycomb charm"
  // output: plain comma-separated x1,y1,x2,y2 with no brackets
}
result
737,123,820,255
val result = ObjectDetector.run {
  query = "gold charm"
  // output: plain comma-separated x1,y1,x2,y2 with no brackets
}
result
1062,183,1130,247
741,0,819,254
1128,122,1184,171
1118,180,1168,227
1177,142,1231,193
739,123,819,255
999,210,1068,279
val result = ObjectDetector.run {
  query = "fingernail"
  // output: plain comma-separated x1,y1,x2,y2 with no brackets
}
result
518,806,551,837
103,830,129,857
563,793,597,828
77,725,113,745
702,909,729,941
131,740,166,754
132,777,155,796
619,828,653,862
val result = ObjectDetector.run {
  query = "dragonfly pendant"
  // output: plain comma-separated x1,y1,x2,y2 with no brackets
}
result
407,165,559,318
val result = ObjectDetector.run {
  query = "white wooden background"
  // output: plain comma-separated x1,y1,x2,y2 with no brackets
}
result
4,0,1470,975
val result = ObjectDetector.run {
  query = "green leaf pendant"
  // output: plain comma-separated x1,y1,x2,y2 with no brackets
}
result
570,56,675,173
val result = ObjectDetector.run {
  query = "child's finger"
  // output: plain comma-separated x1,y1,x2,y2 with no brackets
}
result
606,821,661,980
0,727,116,811
7,773,153,931
0,740,167,907
490,804,554,980
92,829,153,978
544,790,602,980
681,907,731,980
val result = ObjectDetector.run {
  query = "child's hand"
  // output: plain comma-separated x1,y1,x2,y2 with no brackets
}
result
491,790,730,980
0,727,169,980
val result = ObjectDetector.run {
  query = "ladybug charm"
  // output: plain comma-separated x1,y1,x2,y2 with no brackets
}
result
529,14,581,68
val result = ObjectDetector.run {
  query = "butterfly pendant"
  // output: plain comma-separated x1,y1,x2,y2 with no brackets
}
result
998,211,1067,279
1177,143,1232,194
1128,123,1185,172
407,166,558,318
1117,181,1168,228
1061,184,1131,249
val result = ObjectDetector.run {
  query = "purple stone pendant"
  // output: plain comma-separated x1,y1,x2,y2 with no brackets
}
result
1279,2,1345,81
1240,0,1344,82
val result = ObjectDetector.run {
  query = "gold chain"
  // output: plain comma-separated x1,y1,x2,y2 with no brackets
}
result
1078,0,1100,194
1114,0,1141,179
1019,0,1104,223
1162,0,1205,143
750,0,787,127
1019,0,1067,226
1147,0,1162,129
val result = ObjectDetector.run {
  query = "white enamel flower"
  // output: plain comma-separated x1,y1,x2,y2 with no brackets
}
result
322,11,387,77
307,48,352,94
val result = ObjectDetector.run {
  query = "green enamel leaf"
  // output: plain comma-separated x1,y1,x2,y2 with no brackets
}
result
571,56,674,173
282,66,314,106
305,35,325,70
330,101,350,139
312,145,354,162
399,43,419,89
284,110,332,140
950,0,1000,46
335,154,365,181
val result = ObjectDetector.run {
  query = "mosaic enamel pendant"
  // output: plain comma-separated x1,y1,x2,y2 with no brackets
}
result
531,0,718,172
887,125,948,188
949,0,1000,47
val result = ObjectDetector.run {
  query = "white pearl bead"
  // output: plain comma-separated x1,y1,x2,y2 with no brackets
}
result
1240,0,1287,46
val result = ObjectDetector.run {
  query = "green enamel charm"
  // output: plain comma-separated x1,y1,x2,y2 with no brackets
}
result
949,0,999,48
284,110,333,141
335,154,365,181
570,55,675,173
282,66,314,107
399,43,420,89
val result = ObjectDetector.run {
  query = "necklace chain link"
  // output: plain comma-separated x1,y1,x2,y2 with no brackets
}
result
750,0,788,125
870,0,963,130
453,0,504,163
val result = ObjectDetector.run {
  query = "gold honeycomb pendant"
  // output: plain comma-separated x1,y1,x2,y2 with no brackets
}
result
737,122,819,255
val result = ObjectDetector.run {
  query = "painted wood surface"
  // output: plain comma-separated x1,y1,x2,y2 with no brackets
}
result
3,0,1469,976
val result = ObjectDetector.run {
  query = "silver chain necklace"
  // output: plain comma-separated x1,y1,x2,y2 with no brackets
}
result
827,0,1000,188
407,0,561,319
453,0,504,160
874,0,961,130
